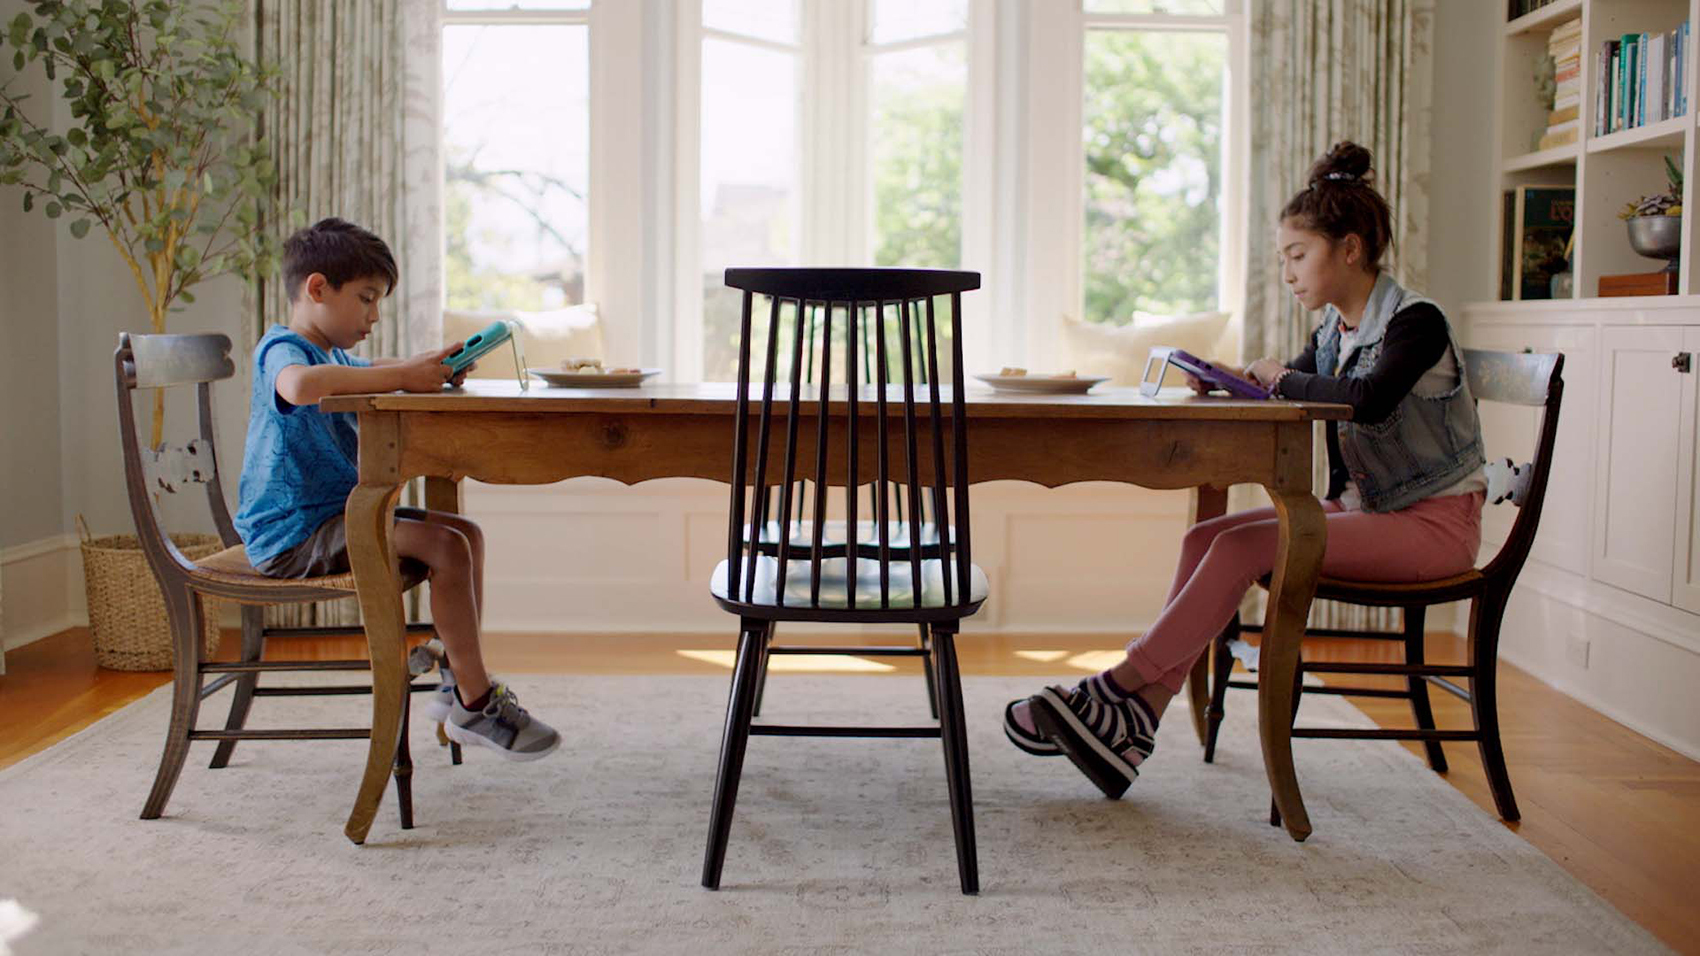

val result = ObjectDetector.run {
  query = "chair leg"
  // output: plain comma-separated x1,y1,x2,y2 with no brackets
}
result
1203,613,1238,763
1468,593,1520,822
141,588,208,820
930,624,978,895
395,689,416,830
436,720,463,766
752,624,773,717
1402,606,1449,773
209,606,267,769
917,623,939,719
702,619,767,889
1270,654,1303,828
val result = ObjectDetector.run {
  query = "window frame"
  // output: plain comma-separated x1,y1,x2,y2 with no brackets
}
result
673,0,992,381
1021,0,1248,368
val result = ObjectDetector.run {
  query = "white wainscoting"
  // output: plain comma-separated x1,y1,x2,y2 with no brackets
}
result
1,534,86,655
463,477,1193,637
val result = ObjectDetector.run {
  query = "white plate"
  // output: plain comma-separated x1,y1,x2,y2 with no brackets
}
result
527,368,662,388
972,373,1110,394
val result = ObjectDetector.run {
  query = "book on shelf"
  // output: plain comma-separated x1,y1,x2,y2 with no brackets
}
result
1549,104,1579,125
1509,0,1562,20
1595,23,1690,136
1500,186,1575,302
1538,121,1579,151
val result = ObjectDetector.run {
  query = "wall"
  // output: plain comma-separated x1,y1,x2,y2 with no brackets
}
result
1426,0,1500,316
1,0,245,653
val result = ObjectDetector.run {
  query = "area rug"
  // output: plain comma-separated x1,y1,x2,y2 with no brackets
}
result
0,674,1668,955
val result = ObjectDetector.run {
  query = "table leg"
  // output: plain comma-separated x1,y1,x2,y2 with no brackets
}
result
424,475,462,515
1184,485,1229,746
1259,487,1325,842
343,481,408,845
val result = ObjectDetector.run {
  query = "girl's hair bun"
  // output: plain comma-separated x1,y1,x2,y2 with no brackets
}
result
1308,141,1375,188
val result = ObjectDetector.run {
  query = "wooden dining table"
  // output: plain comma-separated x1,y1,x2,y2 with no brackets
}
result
321,380,1351,846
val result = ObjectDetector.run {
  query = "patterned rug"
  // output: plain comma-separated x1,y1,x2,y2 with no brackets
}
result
0,673,1668,955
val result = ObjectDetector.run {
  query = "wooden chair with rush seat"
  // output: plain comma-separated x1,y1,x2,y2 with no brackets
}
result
1203,348,1565,824
115,332,453,829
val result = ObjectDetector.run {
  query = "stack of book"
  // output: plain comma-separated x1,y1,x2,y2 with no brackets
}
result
1595,22,1691,136
1539,18,1583,150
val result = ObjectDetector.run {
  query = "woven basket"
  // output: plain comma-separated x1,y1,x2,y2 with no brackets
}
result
79,518,223,671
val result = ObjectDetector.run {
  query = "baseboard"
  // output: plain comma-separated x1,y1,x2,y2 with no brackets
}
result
1499,643,1700,763
1,534,85,653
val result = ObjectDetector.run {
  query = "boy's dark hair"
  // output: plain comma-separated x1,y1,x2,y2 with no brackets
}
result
281,217,398,302
1280,141,1394,272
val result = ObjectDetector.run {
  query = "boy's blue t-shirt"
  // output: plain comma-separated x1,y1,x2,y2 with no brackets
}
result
234,326,372,567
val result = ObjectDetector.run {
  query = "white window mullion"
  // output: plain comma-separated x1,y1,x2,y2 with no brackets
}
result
589,0,644,366
672,1,704,379
961,0,998,375
1024,3,1084,370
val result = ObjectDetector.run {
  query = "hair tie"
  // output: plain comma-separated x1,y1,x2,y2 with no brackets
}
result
1322,172,1358,182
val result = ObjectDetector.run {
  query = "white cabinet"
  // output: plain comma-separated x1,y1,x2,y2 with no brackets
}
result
1593,325,1692,603
1673,328,1700,612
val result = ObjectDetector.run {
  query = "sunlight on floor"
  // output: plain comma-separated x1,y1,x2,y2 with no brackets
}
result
1014,649,1125,671
675,650,897,673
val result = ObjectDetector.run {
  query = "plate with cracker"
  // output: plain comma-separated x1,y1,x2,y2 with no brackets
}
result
972,367,1109,394
527,358,661,388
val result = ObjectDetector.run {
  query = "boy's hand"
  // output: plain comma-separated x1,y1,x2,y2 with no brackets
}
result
395,344,461,392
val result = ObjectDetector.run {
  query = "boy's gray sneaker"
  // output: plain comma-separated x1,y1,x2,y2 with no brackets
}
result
444,683,561,762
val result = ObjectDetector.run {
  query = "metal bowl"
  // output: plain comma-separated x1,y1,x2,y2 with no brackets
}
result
1627,214,1682,268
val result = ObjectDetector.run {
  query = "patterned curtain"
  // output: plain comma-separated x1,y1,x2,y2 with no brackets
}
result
251,0,443,627
1239,0,1435,633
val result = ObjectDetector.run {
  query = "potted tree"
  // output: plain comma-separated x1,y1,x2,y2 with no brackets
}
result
1,0,281,668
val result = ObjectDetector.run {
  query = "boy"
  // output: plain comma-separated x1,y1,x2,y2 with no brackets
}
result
234,217,559,761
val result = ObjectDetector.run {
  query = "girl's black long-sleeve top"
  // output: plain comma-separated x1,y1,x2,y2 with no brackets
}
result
1273,302,1449,424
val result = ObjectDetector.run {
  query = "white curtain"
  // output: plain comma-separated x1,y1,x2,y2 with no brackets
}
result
252,0,443,626
1240,0,1435,633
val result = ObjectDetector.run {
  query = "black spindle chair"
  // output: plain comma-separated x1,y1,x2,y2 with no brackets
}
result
703,268,988,895
1203,349,1564,825
747,300,955,719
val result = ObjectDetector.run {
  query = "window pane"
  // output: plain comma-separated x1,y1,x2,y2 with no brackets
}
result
446,1,589,10
700,38,800,381
1082,30,1224,324
1083,0,1224,13
442,25,590,317
869,42,965,270
703,0,799,45
868,0,967,45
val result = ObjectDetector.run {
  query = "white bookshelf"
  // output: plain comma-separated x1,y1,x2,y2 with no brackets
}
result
1494,0,1697,300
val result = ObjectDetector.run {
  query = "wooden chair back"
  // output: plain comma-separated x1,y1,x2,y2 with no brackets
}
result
114,333,241,588
1463,348,1565,588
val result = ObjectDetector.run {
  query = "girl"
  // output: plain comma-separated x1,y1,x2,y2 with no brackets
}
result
1003,142,1486,798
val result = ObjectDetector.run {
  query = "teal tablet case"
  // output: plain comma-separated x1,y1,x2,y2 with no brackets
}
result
443,320,513,375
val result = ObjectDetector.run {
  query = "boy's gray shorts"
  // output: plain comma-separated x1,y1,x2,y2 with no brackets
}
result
255,506,428,579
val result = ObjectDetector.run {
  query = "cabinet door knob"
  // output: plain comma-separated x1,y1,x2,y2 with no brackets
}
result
1676,353,1693,373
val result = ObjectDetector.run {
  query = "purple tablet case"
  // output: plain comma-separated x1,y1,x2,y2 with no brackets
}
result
1140,346,1272,400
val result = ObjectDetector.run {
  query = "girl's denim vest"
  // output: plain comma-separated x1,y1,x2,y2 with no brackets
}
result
1314,273,1485,513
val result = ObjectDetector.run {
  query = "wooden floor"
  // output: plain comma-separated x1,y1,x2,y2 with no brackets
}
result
2,626,1696,953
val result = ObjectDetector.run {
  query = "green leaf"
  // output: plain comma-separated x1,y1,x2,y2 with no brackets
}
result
44,200,61,219
69,218,90,238
7,14,29,48
22,191,32,212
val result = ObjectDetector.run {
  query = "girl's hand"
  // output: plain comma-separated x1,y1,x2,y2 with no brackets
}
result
397,344,460,392
1246,358,1287,386
1182,371,1211,395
